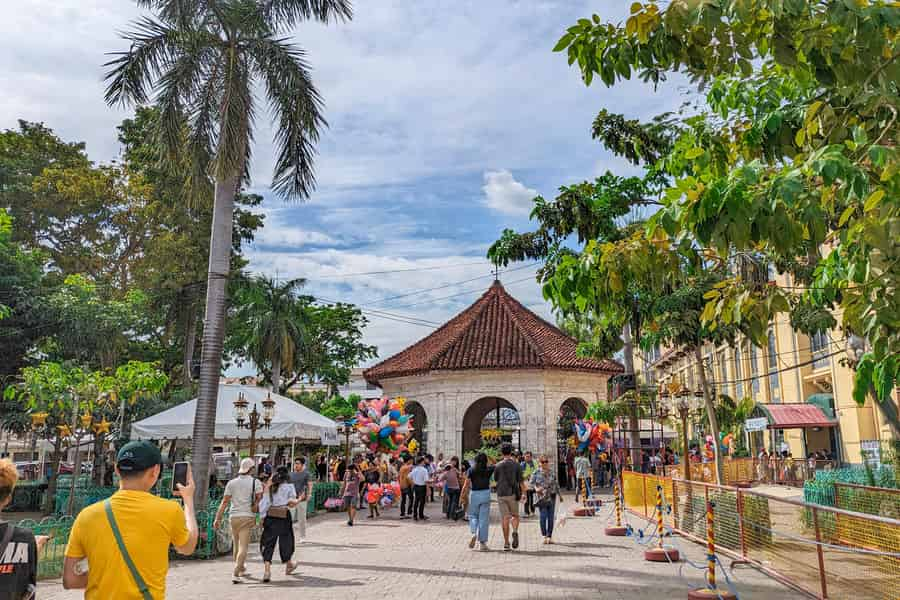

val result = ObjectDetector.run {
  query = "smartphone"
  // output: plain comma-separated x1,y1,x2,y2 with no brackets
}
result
172,462,189,494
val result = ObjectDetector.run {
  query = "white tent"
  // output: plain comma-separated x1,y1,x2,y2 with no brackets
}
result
131,384,339,445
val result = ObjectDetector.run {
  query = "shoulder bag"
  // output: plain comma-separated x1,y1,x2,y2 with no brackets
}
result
104,500,152,600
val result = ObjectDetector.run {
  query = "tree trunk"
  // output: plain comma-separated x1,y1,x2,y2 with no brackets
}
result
91,433,105,486
694,346,725,484
182,290,198,389
191,173,240,508
271,356,282,393
44,437,63,515
622,323,641,468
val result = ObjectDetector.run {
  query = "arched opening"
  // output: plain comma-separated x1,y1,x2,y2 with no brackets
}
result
462,397,520,456
557,397,587,489
405,401,428,453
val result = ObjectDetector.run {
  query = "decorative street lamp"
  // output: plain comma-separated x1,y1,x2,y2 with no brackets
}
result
335,416,353,462
233,391,275,458
659,377,702,482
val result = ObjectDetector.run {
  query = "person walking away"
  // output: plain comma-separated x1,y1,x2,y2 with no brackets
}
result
424,455,436,502
259,466,300,581
213,458,261,583
0,458,48,600
565,451,576,491
597,451,608,487
463,453,494,551
573,451,592,502
398,456,414,519
364,460,380,518
438,459,461,519
521,452,536,517
410,457,429,521
63,441,199,598
340,464,361,526
494,443,525,552
289,458,310,542
531,455,563,544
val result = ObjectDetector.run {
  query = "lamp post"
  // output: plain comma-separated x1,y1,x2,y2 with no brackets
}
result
233,392,275,458
660,378,701,482
336,417,352,462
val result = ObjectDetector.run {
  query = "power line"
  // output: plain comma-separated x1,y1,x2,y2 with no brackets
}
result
387,273,539,310
362,262,539,308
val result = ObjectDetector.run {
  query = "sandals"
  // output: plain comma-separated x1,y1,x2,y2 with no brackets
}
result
285,561,299,575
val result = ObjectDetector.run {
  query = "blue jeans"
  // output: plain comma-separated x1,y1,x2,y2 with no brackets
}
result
539,498,556,537
468,489,491,543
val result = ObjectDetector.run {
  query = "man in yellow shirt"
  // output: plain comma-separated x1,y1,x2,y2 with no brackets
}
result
62,441,199,599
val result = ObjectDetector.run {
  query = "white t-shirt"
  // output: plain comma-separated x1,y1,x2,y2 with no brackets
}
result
410,465,429,486
223,474,258,518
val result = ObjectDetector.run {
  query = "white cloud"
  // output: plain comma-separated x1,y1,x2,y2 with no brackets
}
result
482,169,539,216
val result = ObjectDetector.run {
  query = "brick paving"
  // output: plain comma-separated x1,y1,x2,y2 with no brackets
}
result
40,492,804,599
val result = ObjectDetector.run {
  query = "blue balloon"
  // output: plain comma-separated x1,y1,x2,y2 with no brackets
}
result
397,415,410,424
389,409,401,420
379,426,393,438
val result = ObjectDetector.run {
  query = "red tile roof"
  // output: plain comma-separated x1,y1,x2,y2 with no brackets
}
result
760,403,836,429
364,281,624,385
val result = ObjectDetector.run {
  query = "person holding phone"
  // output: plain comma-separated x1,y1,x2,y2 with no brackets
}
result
213,458,261,583
62,441,199,599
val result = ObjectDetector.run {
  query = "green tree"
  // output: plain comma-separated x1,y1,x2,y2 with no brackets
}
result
556,0,900,431
0,209,53,381
4,361,167,513
230,276,309,392
105,0,352,503
319,393,360,420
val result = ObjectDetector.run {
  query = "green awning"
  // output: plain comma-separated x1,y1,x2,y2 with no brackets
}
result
806,393,835,419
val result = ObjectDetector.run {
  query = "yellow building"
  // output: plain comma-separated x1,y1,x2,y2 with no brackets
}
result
635,273,898,465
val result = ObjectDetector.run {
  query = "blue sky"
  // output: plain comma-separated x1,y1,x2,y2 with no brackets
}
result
0,1,686,370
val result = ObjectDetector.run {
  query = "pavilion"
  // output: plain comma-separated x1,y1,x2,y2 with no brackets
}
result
364,281,623,460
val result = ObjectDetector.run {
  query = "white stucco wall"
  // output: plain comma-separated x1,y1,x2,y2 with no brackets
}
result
380,369,612,460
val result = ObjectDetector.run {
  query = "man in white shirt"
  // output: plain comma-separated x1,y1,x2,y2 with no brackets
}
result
213,458,261,583
409,457,430,521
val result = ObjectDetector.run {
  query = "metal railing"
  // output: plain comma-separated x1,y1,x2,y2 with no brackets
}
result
621,471,900,599
660,458,837,486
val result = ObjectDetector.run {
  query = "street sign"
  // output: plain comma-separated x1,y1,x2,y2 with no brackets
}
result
744,417,768,432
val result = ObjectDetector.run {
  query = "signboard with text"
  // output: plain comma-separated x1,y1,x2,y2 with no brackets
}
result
744,417,769,432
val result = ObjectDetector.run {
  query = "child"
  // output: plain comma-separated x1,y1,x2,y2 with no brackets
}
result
366,484,382,518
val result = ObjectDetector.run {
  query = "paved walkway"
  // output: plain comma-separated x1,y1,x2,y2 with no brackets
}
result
41,492,803,599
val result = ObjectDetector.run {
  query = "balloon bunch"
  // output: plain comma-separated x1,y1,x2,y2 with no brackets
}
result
379,482,401,507
354,396,414,455
573,419,605,453
596,422,613,452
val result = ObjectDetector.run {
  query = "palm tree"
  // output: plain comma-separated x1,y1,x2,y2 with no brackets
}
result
233,276,308,392
104,0,352,503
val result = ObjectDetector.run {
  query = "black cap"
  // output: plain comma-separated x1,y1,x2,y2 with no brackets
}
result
116,441,163,473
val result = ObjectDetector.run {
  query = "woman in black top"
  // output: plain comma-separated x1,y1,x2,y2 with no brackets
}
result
463,453,494,551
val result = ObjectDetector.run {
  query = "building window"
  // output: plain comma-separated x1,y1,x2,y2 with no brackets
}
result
810,331,830,370
767,329,780,403
749,345,761,395
734,345,744,399
717,350,728,396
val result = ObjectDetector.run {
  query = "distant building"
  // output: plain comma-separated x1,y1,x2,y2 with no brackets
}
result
635,269,898,465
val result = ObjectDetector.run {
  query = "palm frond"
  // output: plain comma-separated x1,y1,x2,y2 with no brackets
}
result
104,16,181,107
262,0,353,29
249,36,326,199
214,55,254,181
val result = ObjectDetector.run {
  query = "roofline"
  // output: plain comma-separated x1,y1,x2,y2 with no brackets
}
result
364,362,624,387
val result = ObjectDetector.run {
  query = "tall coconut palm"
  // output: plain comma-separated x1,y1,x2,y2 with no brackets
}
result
233,276,308,393
104,0,352,503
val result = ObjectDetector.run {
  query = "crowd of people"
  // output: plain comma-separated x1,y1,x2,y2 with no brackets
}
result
0,442,607,597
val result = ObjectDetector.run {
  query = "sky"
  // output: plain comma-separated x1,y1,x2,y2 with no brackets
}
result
0,1,687,374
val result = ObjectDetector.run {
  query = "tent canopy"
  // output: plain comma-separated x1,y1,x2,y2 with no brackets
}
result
131,384,339,444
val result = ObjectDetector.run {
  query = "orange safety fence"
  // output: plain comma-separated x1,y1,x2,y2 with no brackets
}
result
621,471,900,599
661,458,837,486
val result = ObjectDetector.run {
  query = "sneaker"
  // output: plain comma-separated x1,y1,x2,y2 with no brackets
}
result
511,531,519,549
232,574,243,584
478,542,489,551
468,535,477,549
503,543,511,552
347,519,354,526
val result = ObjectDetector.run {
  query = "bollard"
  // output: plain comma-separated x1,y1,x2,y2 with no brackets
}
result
644,484,679,562
574,477,595,516
605,476,627,536
687,500,736,599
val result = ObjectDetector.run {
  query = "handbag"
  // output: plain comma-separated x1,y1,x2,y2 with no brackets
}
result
267,506,290,519
104,500,153,600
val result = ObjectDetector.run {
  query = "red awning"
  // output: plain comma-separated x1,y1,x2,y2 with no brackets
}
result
762,403,837,429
